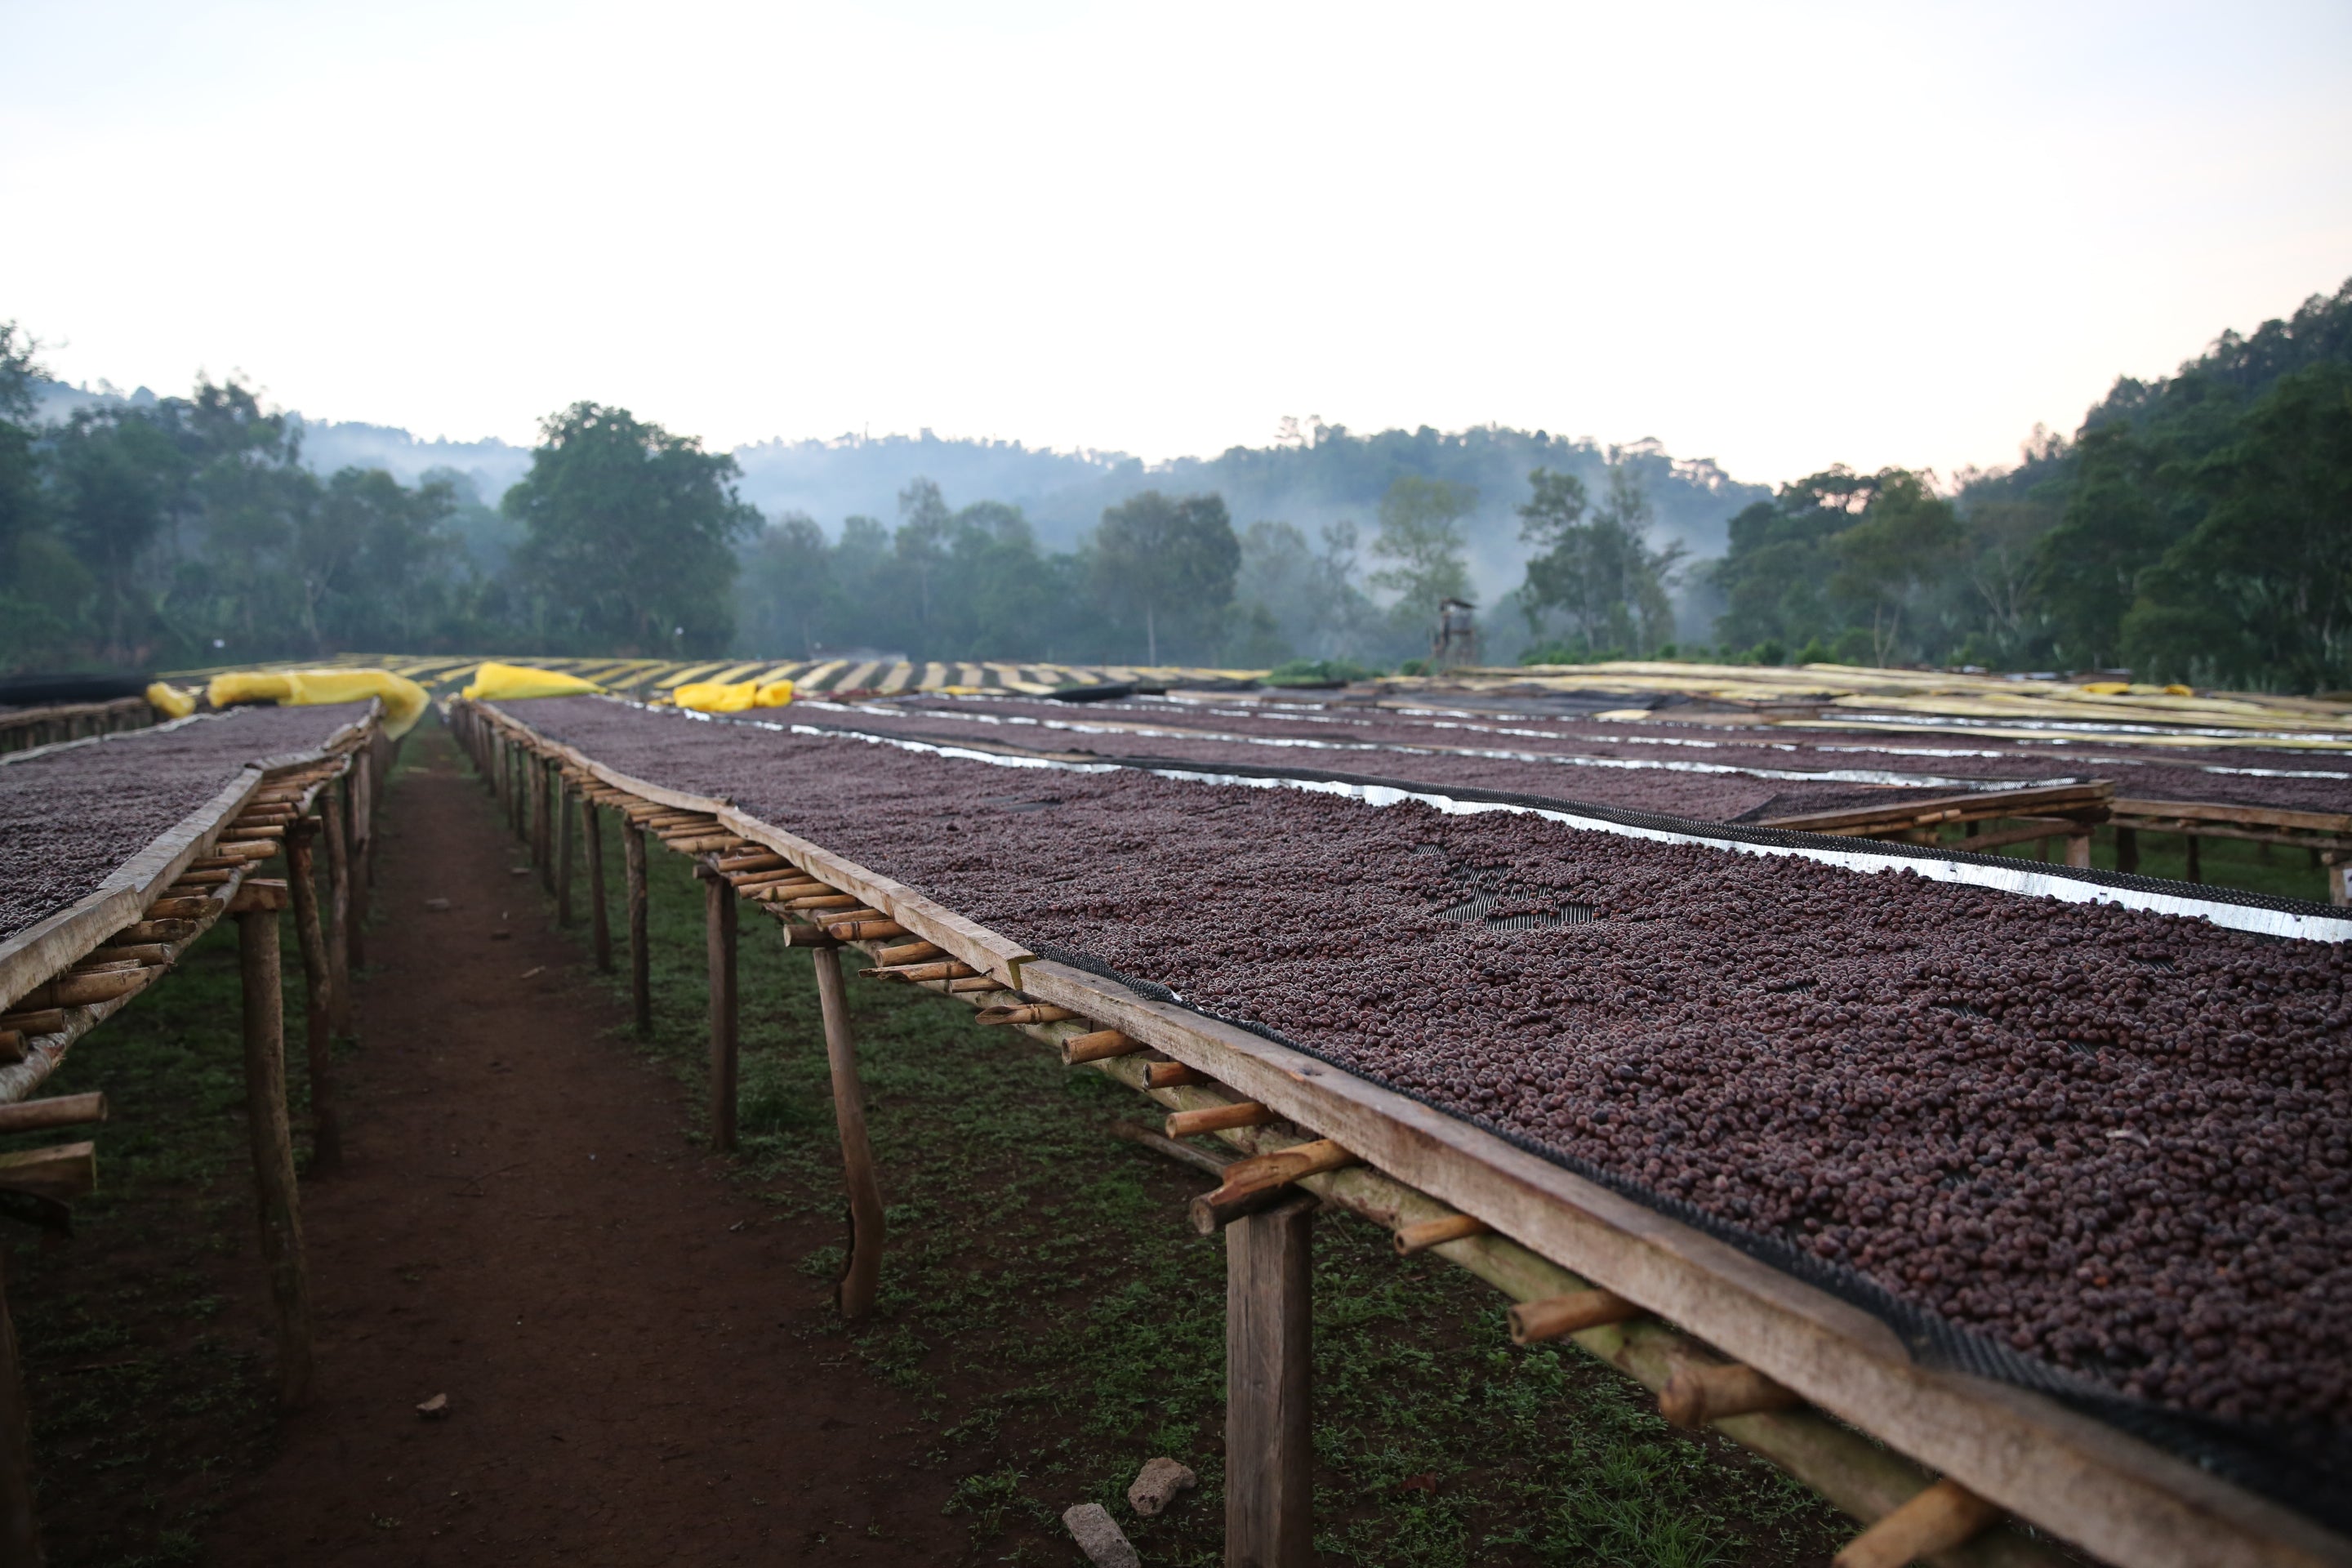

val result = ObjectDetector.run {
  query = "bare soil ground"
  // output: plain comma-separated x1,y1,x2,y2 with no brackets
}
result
195,733,969,1563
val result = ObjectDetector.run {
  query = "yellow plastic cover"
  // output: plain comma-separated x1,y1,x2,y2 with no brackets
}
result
206,668,431,738
459,662,606,702
144,681,197,719
672,679,795,714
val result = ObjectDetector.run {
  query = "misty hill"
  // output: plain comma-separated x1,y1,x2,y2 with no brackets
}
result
736,423,1766,618
35,378,536,508
33,378,1768,621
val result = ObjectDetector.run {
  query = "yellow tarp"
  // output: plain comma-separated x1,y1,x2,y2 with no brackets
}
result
459,662,606,702
207,668,430,738
671,679,795,714
145,681,197,719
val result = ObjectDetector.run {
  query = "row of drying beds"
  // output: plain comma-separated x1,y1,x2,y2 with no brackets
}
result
454,697,2348,1568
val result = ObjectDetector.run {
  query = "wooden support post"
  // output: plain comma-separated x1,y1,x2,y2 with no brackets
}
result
2185,833,2203,884
537,759,555,894
319,786,353,1038
285,821,341,1174
2065,829,2091,870
811,944,885,1320
585,797,612,972
0,1257,41,1567
2114,826,2139,875
238,902,314,1410
1227,1192,1314,1568
705,871,738,1153
624,817,651,1036
346,764,371,970
508,742,525,838
555,774,576,927
2330,854,2350,909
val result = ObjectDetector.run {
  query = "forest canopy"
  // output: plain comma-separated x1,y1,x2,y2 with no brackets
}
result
1700,277,2352,688
2,275,2347,689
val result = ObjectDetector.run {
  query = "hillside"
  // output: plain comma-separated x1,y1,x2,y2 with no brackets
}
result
30,379,1762,618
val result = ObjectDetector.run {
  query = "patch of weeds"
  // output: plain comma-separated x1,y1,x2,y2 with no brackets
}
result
946,1463,1040,1538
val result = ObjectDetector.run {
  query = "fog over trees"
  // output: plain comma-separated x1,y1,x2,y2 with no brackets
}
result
6,275,2348,688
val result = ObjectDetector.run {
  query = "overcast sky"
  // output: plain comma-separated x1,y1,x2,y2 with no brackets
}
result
3,1,2347,487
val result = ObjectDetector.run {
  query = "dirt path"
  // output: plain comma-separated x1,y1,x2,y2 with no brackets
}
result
204,727,965,1565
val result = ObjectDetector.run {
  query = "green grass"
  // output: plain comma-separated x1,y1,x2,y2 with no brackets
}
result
595,774,1847,1566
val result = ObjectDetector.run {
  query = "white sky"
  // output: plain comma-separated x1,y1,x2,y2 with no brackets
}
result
3,0,2347,487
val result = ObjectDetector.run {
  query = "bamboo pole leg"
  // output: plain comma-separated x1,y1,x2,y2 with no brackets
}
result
319,787,353,1038
508,742,525,838
811,945,885,1320
239,907,314,1410
286,822,341,1174
537,760,555,893
1227,1193,1314,1568
0,1257,42,1567
2114,826,2139,875
586,798,612,972
705,872,738,1152
2185,833,2203,883
345,768,371,970
624,818,651,1036
555,776,576,927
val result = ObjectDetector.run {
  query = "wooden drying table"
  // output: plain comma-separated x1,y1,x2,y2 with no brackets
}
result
2105,799,2352,906
456,697,2350,1568
0,706,391,1564
1760,781,2115,864
0,697,154,756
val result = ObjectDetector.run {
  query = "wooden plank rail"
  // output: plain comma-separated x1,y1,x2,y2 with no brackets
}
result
1758,781,2113,835
463,695,2352,1568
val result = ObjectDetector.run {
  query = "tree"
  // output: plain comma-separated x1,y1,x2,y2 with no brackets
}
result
177,381,317,655
51,408,183,662
737,512,833,657
296,467,461,653
1709,466,1963,663
1092,489,1240,665
1517,463,1685,656
2028,425,2180,668
1369,474,1477,626
505,402,760,656
0,323,43,579
893,478,955,648
1825,470,1962,665
2123,363,2352,691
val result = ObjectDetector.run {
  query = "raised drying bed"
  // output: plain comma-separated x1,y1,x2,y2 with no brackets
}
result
461,694,2352,1568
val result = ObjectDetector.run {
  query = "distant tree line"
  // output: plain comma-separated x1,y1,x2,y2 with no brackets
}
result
1701,277,2352,689
4,277,2345,688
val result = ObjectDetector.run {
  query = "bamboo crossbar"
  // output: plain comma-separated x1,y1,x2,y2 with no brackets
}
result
460,696,2348,1568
